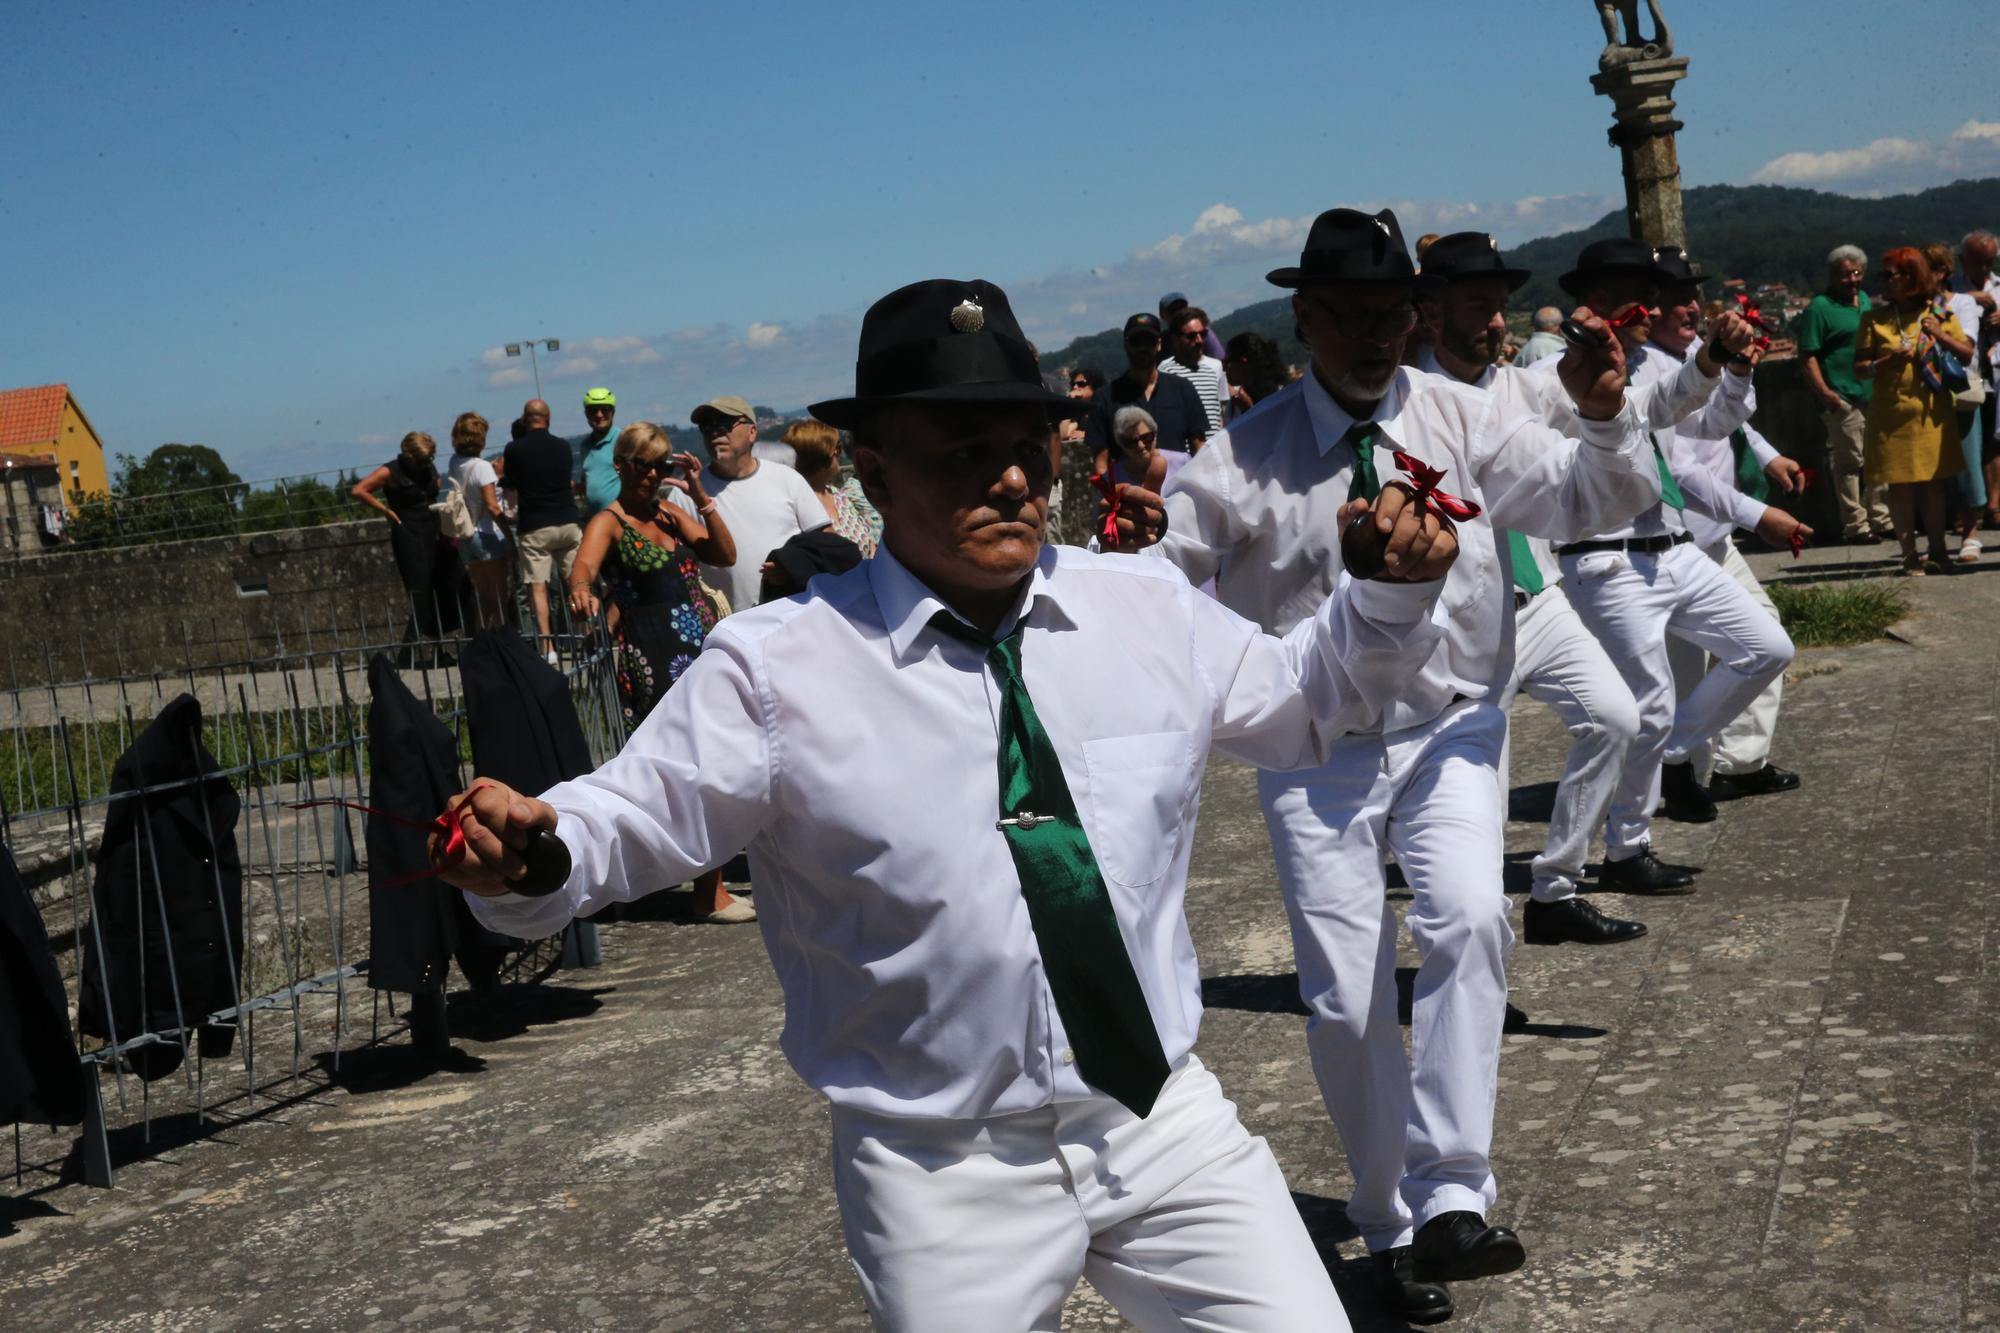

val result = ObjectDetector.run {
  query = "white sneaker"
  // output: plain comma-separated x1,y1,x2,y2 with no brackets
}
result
704,895,757,924
544,649,560,667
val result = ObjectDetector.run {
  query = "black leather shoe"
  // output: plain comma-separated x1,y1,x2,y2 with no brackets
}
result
1707,763,1801,801
1371,1245,1454,1325
1524,895,1647,945
1659,761,1717,823
1411,1211,1526,1284
1597,851,1696,895
1503,1001,1530,1033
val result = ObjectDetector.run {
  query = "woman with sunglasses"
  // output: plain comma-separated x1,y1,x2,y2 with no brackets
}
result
1856,248,1978,574
567,423,750,922
1107,405,1189,494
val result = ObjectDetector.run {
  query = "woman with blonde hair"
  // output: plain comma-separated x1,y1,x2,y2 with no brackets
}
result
351,429,464,648
1857,248,1978,573
566,423,749,922
784,418,879,557
445,411,516,624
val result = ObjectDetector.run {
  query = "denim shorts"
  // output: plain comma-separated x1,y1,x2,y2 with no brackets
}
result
462,530,515,564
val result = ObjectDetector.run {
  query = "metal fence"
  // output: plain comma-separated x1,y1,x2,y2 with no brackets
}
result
4,608,630,1190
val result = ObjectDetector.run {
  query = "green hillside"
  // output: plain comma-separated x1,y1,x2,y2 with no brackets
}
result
1040,177,2000,374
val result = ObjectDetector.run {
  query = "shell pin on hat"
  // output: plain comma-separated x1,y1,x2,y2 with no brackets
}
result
949,296,985,333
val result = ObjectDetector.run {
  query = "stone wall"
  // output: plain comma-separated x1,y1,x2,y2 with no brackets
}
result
1749,358,1842,537
0,520,411,686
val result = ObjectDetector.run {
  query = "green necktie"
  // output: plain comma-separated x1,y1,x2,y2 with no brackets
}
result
1650,433,1686,511
1344,422,1380,503
1505,529,1545,596
930,610,1171,1118
1731,428,1769,501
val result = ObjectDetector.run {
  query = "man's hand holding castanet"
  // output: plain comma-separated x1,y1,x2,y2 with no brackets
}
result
433,781,560,898
1103,483,1168,549
1556,307,1628,420
1340,482,1459,583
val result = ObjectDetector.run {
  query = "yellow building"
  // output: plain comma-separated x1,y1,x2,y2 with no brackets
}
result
0,383,110,510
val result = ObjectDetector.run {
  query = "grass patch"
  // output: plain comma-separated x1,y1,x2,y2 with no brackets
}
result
1768,580,1909,648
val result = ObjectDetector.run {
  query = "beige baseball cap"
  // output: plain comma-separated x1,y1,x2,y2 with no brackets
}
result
691,394,754,425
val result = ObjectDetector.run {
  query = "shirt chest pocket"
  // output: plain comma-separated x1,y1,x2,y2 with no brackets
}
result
1080,731,1196,889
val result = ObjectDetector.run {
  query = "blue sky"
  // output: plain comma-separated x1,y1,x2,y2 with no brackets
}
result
5,0,1996,483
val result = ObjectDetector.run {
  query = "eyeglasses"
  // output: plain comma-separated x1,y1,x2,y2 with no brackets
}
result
1176,328,1205,340
643,457,681,477
1070,378,1091,388
1298,293,1420,340
701,416,748,435
1120,430,1158,448
584,405,614,417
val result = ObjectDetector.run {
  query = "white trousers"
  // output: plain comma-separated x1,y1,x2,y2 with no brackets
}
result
1497,587,1641,902
1258,700,1511,1253
1666,541,1784,779
1559,541,1794,859
830,1056,1347,1333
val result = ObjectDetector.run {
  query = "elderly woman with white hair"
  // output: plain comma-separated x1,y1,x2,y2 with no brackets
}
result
1107,404,1190,495
1798,243,1892,543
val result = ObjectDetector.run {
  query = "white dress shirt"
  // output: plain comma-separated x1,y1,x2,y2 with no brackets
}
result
1645,338,1781,549
1153,365,1659,735
1520,341,1755,542
467,542,1443,1120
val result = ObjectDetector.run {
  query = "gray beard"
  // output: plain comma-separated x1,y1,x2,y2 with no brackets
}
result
1327,364,1398,403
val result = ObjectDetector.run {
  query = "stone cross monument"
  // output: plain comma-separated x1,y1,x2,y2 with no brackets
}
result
1589,1,1689,249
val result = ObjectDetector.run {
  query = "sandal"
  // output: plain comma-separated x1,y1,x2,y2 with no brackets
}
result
1903,554,1928,576
1957,537,1982,563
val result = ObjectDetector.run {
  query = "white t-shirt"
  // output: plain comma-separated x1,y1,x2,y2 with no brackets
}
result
699,458,830,611
448,454,502,538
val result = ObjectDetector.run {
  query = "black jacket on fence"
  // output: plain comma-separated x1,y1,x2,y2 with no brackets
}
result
364,654,511,994
458,629,624,919
1,845,86,1125
77,693,244,1082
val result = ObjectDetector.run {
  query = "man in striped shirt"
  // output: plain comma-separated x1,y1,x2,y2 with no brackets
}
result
1159,305,1232,436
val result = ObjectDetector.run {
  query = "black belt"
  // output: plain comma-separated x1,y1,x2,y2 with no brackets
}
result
1556,532,1692,556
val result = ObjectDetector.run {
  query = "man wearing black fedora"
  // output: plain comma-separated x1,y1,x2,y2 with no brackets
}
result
1643,246,1807,809
437,276,1467,1330
1140,208,1665,1323
1543,241,1798,887
1411,230,1652,950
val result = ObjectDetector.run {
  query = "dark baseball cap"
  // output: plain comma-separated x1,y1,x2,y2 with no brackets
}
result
1124,312,1165,338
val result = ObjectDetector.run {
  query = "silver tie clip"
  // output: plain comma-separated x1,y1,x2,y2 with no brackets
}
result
996,811,1050,830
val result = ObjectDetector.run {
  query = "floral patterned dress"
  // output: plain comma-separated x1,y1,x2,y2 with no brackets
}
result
603,514,718,728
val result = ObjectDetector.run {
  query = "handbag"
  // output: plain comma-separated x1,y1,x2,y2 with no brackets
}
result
431,479,476,540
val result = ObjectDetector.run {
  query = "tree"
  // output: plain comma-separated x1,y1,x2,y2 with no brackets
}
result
112,443,244,500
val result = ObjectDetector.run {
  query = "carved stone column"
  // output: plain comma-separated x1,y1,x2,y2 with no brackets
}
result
1589,55,1690,249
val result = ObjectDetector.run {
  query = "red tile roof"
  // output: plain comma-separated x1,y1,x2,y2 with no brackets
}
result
0,384,69,452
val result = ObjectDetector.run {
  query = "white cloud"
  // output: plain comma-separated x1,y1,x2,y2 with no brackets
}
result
484,366,532,389
1749,119,2000,193
353,432,391,447
745,322,784,348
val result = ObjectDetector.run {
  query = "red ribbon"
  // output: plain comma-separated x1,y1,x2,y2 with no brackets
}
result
1608,304,1652,332
1732,293,1776,352
1789,527,1807,559
289,783,492,889
1390,451,1483,522
1088,472,1122,548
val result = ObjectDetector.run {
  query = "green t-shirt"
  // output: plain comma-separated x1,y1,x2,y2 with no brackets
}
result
1795,291,1873,405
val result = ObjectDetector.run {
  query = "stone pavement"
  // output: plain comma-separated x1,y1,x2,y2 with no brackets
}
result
4,543,1997,1331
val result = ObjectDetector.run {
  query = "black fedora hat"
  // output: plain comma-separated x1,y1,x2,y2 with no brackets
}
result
1416,231,1531,292
1558,237,1674,299
1651,244,1705,285
1266,208,1416,288
809,279,1088,428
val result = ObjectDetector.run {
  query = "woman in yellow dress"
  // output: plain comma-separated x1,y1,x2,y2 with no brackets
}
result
1856,247,1979,573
